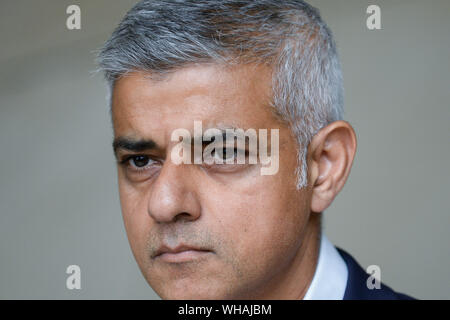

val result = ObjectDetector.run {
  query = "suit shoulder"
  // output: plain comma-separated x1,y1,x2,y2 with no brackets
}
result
336,247,416,300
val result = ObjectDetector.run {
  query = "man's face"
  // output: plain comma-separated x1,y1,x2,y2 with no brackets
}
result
112,63,314,299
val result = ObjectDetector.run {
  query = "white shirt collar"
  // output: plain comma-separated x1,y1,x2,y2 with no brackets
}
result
303,234,348,300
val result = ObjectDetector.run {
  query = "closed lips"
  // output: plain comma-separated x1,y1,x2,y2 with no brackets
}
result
153,244,212,258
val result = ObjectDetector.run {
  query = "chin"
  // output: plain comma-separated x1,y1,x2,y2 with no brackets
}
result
148,276,233,300
158,287,227,300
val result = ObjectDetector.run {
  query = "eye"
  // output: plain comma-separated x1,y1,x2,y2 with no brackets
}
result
119,155,160,182
224,148,238,160
212,147,236,161
128,155,153,169
211,147,249,164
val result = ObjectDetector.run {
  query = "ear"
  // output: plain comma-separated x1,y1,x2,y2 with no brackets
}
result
307,121,357,213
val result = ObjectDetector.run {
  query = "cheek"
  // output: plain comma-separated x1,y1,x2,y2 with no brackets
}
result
118,179,152,263
203,174,308,281
236,191,305,256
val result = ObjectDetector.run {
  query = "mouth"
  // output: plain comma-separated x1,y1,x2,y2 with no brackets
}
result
152,244,213,263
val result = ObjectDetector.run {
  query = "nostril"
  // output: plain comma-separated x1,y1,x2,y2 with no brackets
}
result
173,212,195,222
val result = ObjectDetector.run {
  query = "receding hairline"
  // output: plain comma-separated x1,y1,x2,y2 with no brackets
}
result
110,61,287,128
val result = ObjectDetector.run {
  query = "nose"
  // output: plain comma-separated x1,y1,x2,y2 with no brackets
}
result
147,161,201,223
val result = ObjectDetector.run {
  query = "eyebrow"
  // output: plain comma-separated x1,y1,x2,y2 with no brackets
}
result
112,128,263,156
112,137,158,157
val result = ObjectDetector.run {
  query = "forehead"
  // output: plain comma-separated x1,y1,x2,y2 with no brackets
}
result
111,63,278,139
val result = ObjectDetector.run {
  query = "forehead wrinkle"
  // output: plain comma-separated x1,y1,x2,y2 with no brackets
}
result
112,64,279,145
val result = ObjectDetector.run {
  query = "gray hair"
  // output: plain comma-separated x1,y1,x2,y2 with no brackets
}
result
97,0,344,188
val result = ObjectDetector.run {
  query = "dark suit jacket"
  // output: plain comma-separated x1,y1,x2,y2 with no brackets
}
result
337,248,415,300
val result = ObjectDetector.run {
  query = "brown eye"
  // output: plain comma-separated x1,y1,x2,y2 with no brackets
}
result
211,148,236,162
223,148,238,160
129,155,151,168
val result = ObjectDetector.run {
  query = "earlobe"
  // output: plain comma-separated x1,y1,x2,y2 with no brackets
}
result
308,121,357,213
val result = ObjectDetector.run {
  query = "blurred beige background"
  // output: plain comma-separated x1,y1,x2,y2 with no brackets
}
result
0,0,449,299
